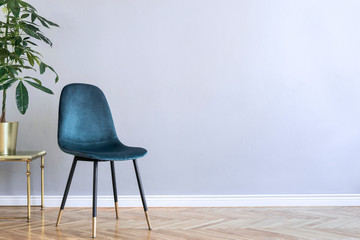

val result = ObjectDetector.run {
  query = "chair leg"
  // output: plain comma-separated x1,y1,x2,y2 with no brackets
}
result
110,161,119,219
92,160,98,238
133,159,152,230
56,157,78,226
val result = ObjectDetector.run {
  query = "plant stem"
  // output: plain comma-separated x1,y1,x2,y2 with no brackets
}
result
0,9,11,123
0,89,5,122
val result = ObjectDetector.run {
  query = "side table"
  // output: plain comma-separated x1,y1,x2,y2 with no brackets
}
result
0,151,46,221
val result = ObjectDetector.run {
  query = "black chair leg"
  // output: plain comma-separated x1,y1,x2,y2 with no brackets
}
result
92,160,98,238
110,161,119,219
133,159,152,230
56,157,78,226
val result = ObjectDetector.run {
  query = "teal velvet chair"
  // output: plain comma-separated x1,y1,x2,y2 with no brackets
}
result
55,83,151,238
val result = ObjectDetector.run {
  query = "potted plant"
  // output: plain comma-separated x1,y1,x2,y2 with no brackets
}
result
0,0,59,155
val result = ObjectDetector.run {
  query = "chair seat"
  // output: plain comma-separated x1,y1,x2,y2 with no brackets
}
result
60,142,147,161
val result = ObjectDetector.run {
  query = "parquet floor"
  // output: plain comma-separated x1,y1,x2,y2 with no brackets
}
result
0,207,360,239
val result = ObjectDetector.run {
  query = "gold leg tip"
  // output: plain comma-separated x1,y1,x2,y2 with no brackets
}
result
145,211,152,230
92,217,96,238
56,210,63,226
115,202,119,219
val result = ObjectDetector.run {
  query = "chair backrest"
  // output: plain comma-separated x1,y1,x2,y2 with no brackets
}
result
58,83,118,150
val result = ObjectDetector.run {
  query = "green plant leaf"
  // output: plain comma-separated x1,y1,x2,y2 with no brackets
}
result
6,66,18,77
0,77,10,85
22,27,40,40
0,67,7,76
19,1,36,11
14,36,22,45
8,0,20,18
31,12,37,22
33,56,40,65
24,80,53,94
46,64,59,82
26,52,34,66
14,46,22,56
37,16,59,27
37,33,52,46
39,19,49,28
22,66,35,70
23,22,40,32
21,13,29,19
39,62,46,74
23,76,41,84
25,40,37,46
0,78,17,90
16,81,28,114
27,49,43,57
0,48,11,59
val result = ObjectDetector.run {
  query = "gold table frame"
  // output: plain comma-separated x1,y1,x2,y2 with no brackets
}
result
0,151,46,221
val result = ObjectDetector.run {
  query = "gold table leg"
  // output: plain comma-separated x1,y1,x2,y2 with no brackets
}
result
40,156,45,210
26,161,31,222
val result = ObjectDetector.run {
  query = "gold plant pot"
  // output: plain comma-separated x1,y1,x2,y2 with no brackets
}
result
0,122,19,155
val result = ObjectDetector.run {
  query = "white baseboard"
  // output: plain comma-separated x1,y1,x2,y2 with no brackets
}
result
0,194,359,207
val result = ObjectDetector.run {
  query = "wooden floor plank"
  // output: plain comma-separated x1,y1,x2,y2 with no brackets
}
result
0,206,359,239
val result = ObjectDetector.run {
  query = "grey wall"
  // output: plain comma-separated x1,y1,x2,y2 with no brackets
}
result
1,0,360,196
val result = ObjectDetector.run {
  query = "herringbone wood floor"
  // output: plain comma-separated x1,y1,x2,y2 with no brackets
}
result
0,207,359,239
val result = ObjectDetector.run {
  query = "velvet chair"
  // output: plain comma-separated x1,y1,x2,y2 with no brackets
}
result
55,83,151,238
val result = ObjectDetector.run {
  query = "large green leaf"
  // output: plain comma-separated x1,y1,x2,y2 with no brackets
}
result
22,27,40,40
8,0,20,18
30,11,37,22
39,62,46,74
26,52,34,66
45,64,59,82
21,66,35,71
14,36,22,45
6,66,18,77
24,80,53,94
19,1,36,11
39,19,49,28
21,13,29,19
23,76,41,84
25,40,37,46
37,33,52,46
14,46,22,56
0,76,10,85
0,48,11,59
0,67,7,76
0,78,17,90
16,81,28,114
23,22,40,32
37,15,59,27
